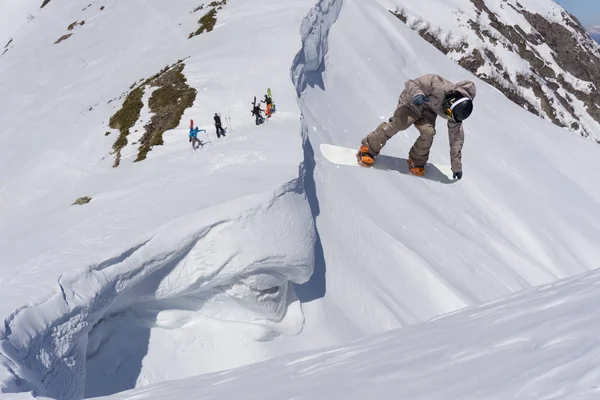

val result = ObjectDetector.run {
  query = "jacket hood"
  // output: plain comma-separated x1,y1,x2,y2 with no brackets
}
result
454,80,476,100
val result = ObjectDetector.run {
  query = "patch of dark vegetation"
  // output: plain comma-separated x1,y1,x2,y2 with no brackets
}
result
68,20,86,31
189,0,226,38
109,87,145,167
557,75,600,137
72,196,92,205
190,9,217,37
458,48,485,71
54,34,73,44
522,11,600,84
561,11,588,37
100,6,105,11
136,63,197,161
418,25,466,55
468,19,485,42
390,7,407,23
506,2,520,13
483,48,502,70
517,73,562,126
554,90,576,116
41,0,51,8
390,10,467,55
480,71,534,113
191,4,205,13
470,0,494,18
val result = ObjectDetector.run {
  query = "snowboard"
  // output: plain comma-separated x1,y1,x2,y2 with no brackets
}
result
320,144,457,184
267,88,275,112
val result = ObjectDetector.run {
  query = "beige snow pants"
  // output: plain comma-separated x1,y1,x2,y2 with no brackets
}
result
361,104,436,167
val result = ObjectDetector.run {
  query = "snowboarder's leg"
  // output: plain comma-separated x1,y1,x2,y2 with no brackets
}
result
408,118,436,174
359,104,418,165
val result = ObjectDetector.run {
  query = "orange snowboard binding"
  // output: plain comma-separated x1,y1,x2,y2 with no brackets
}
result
357,145,375,167
407,157,425,176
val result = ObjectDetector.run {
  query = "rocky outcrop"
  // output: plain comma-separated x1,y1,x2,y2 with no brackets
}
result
391,0,600,141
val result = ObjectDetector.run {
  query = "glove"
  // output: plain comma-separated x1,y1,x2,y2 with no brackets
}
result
412,94,430,106
453,171,463,180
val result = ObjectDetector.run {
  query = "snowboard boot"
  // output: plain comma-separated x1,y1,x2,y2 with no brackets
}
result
357,145,375,167
407,156,425,176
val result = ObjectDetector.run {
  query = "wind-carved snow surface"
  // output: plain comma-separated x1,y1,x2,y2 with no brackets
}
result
1,186,315,399
79,268,600,400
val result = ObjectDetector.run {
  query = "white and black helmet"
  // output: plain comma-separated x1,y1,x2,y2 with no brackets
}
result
443,91,473,123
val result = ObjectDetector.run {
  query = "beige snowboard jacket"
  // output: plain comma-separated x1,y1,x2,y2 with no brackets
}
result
399,74,476,172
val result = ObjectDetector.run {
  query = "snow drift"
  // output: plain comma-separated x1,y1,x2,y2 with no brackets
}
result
85,267,600,400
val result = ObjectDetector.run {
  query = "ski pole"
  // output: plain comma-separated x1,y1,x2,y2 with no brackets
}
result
203,129,212,145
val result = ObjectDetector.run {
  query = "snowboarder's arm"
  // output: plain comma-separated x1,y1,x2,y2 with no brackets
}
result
448,121,464,173
404,79,425,99
404,74,438,99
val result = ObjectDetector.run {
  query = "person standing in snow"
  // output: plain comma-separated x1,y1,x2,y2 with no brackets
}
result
261,94,273,118
214,113,226,138
251,103,264,125
189,126,205,149
357,74,476,180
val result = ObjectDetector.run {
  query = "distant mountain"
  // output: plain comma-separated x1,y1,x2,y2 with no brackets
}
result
587,26,600,43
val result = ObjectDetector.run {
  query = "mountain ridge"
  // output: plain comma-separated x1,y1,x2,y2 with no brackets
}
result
382,0,600,141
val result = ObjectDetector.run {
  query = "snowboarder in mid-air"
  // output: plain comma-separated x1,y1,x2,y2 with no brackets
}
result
214,113,226,138
189,126,205,150
357,74,476,180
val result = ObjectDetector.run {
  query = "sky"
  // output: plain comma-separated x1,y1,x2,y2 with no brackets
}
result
554,0,600,28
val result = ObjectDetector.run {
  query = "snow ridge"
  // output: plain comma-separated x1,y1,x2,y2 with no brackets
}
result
290,0,344,304
292,0,344,96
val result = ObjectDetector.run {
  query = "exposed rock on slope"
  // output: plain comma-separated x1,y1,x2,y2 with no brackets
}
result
389,0,600,141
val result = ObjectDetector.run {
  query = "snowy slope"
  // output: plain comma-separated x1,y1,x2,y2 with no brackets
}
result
0,0,318,398
1,0,600,398
292,0,600,337
84,267,600,400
